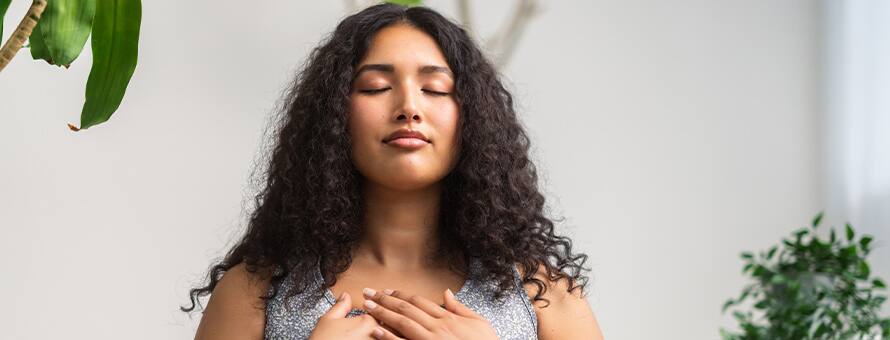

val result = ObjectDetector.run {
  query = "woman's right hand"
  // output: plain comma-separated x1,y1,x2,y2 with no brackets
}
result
308,292,385,340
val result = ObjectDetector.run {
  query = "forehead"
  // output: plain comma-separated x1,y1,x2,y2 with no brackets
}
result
356,23,451,77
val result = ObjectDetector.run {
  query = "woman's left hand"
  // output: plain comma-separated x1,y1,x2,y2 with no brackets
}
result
361,287,498,340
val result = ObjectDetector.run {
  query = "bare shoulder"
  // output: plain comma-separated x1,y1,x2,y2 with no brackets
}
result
515,263,604,340
194,262,272,340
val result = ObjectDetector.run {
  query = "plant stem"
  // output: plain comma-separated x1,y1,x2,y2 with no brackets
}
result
0,0,47,72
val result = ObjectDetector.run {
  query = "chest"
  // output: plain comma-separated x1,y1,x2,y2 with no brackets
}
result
327,265,469,311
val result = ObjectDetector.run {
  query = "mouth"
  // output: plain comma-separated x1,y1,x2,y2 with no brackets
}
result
382,129,430,144
383,137,430,149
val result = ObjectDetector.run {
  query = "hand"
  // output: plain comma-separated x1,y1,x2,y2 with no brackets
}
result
308,292,383,340
361,287,499,340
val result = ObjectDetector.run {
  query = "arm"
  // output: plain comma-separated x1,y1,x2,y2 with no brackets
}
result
518,264,604,340
194,263,270,340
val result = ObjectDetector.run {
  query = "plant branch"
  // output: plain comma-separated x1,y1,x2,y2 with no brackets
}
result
456,0,483,46
484,0,539,69
0,0,47,73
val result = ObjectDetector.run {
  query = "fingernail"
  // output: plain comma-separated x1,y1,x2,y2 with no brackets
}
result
383,288,394,295
373,327,384,337
446,288,454,298
364,299,378,310
362,287,376,298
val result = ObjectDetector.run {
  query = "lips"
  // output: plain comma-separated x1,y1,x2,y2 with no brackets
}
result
383,129,430,143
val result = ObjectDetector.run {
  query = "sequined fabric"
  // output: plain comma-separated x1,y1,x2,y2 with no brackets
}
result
264,256,539,339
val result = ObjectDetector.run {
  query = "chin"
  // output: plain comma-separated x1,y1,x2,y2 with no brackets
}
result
380,177,440,192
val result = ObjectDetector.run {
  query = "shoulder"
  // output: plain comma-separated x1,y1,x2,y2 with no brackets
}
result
194,262,272,340
515,263,604,340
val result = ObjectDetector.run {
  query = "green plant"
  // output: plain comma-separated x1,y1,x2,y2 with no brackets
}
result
721,212,890,339
3,0,534,131
0,0,141,131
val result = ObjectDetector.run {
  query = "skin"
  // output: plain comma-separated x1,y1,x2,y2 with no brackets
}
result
194,23,605,340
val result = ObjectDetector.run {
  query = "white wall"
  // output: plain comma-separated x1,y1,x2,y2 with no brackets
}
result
1,1,823,339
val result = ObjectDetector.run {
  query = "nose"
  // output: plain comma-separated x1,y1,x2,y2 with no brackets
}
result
394,85,423,123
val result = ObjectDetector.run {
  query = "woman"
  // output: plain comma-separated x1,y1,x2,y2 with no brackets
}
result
183,3,603,340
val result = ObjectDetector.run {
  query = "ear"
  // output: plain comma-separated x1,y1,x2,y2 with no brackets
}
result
442,289,477,318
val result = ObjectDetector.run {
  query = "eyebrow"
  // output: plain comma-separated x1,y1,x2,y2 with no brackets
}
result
353,64,454,80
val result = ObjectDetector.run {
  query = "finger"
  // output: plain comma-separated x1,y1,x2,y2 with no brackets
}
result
443,288,478,318
372,324,407,340
387,289,447,318
364,288,438,329
321,291,352,319
363,294,432,339
366,313,403,337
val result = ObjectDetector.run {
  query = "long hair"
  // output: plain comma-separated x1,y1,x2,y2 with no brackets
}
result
181,3,590,313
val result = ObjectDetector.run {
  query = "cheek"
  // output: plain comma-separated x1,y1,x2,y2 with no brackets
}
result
348,99,375,143
434,104,461,159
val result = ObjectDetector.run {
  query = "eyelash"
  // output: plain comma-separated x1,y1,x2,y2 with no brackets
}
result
359,87,450,96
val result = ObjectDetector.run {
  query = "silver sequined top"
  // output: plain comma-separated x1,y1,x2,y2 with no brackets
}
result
264,256,539,339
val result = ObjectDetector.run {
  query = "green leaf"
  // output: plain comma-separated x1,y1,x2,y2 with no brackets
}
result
860,235,873,250
722,299,735,313
741,252,753,260
767,246,778,260
812,211,824,228
874,278,886,289
34,0,96,67
858,261,871,279
77,0,141,130
1,0,11,45
28,24,54,63
846,223,854,241
384,0,423,6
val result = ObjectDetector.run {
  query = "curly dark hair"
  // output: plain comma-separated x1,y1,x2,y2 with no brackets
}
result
181,2,591,314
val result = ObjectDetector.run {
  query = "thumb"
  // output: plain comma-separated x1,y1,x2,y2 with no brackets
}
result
324,292,352,319
443,289,476,318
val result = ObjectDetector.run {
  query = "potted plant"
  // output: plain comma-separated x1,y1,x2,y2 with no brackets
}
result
721,212,890,339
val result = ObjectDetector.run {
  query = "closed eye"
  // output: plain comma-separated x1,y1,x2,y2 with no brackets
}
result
358,88,451,96
359,88,390,94
423,89,450,96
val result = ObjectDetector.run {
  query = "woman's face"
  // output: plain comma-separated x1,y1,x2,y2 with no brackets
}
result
348,23,460,192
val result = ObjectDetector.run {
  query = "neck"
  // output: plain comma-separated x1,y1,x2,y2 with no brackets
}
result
354,181,443,271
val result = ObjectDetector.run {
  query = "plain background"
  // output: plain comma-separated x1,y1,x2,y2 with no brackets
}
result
2,1,883,339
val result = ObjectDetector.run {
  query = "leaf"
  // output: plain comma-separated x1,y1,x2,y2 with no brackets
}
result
846,223,854,241
33,0,96,67
858,261,871,279
860,235,873,250
76,0,141,130
812,211,824,228
874,278,886,289
28,24,54,63
1,0,11,44
385,0,423,6
767,246,778,260
722,299,735,313
741,252,754,260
